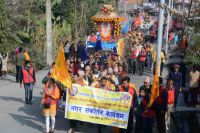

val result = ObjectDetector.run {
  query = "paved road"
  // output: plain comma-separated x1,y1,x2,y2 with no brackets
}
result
0,50,176,133
0,70,116,133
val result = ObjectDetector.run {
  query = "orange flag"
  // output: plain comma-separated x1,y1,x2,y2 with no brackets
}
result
148,62,160,107
24,52,31,61
134,16,141,27
51,47,72,89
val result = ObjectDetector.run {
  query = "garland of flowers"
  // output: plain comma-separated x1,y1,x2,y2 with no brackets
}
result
100,5,114,15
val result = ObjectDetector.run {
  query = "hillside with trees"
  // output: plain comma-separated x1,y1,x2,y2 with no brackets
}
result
0,0,114,69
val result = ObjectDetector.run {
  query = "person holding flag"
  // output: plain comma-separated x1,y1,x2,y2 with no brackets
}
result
154,77,168,133
140,86,155,133
49,46,73,133
41,78,60,133
141,61,160,133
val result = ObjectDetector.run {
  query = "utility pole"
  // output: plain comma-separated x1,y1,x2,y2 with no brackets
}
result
46,0,53,66
124,1,128,29
156,0,165,76
165,0,172,54
171,0,173,9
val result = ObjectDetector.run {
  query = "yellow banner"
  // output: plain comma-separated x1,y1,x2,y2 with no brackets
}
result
65,84,132,129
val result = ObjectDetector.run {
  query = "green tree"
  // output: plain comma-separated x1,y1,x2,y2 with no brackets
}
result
184,4,200,66
1,0,115,69
0,0,6,50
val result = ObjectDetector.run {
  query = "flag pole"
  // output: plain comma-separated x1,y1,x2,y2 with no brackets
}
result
156,0,165,76
65,88,69,118
165,0,172,54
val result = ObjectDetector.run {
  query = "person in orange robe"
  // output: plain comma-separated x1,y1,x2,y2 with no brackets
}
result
41,78,60,133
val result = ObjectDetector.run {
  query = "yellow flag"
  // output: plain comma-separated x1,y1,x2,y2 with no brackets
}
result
148,62,160,107
51,47,72,89
24,52,31,61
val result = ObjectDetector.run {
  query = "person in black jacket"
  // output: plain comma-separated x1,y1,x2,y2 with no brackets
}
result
168,64,182,106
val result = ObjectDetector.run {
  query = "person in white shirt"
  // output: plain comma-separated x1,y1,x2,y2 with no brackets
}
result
189,65,200,106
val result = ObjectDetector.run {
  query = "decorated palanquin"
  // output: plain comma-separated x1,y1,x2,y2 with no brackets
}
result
92,5,123,42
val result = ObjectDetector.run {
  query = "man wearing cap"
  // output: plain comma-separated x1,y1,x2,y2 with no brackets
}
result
20,60,36,104
168,64,182,106
140,76,155,133
139,77,152,95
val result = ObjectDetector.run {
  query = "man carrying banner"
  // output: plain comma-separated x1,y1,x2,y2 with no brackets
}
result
119,76,138,133
99,77,115,91
97,77,113,133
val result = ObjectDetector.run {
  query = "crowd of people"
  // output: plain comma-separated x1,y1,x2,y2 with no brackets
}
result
37,35,198,133
0,12,199,132
43,49,167,133
0,29,199,133
128,41,166,76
